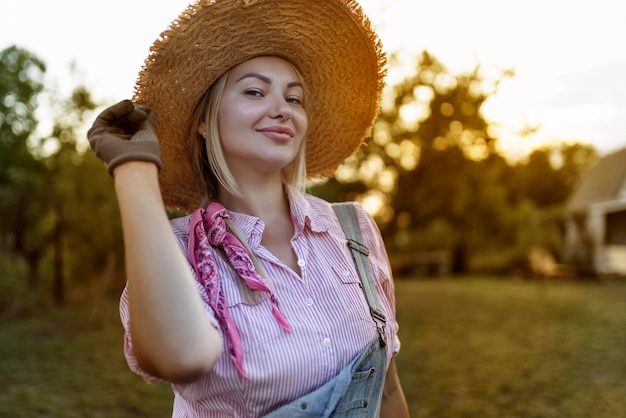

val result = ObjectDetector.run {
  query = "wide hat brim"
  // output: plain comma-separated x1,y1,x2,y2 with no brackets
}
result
133,0,386,212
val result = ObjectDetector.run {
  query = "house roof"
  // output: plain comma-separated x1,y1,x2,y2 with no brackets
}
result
567,146,626,212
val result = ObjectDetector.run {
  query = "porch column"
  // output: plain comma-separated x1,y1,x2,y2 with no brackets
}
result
586,206,608,274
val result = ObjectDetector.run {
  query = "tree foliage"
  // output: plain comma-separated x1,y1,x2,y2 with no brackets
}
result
0,46,123,314
43,86,123,305
508,143,597,208
311,50,596,275
0,46,48,287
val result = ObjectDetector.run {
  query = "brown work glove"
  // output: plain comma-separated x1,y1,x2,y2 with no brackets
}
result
87,100,162,175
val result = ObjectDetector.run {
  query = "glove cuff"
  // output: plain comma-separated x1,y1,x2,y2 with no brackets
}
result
107,142,163,176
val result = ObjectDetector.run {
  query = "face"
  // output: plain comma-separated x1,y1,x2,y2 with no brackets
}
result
210,56,308,178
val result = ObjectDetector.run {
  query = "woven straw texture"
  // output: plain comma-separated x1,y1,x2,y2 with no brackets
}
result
133,0,386,211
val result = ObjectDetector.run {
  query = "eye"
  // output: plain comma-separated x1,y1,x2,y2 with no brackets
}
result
286,96,303,105
244,89,264,98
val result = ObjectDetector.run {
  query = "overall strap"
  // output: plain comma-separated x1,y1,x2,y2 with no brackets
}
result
332,202,387,347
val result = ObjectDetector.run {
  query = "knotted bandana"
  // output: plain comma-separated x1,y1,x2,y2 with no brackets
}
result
187,202,291,379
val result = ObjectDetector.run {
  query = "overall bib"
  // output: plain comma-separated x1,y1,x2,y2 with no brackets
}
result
265,336,387,418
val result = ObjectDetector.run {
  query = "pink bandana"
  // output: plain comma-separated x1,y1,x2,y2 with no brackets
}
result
187,202,291,379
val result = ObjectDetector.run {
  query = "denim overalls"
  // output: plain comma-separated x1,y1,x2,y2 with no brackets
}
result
265,336,387,417
266,203,389,417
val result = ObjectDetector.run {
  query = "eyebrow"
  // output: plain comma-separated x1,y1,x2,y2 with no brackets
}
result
236,73,303,89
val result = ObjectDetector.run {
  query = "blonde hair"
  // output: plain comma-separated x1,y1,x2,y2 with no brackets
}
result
188,58,309,204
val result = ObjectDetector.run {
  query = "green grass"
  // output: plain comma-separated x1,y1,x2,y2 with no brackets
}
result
1,278,625,417
395,278,626,418
0,300,173,417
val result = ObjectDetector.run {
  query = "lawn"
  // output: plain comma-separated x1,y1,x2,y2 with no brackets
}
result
395,277,626,418
0,300,173,417
1,277,625,417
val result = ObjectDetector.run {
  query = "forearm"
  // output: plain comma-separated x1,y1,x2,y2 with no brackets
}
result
114,162,221,382
380,358,409,418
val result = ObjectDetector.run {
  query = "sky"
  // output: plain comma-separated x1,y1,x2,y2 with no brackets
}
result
2,0,626,160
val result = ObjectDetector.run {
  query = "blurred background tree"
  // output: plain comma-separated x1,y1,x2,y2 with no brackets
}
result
1,46,49,313
1,45,598,317
0,46,122,315
310,51,596,276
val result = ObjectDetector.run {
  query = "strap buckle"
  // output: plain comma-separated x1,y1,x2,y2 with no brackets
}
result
378,326,388,347
370,307,387,347
347,239,369,256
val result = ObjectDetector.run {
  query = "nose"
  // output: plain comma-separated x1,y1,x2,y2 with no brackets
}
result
269,96,292,121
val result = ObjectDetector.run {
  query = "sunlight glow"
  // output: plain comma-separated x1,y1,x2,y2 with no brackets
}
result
464,141,490,161
399,140,420,170
334,164,358,183
433,137,448,151
434,73,457,92
385,142,402,160
359,155,385,185
378,168,397,193
449,121,463,136
360,189,393,221
373,127,392,146
439,103,454,117
399,102,428,130
361,192,384,216
414,85,434,103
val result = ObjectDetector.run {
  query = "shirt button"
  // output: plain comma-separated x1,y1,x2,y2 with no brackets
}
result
304,298,314,307
297,259,306,267
342,270,350,277
323,338,331,348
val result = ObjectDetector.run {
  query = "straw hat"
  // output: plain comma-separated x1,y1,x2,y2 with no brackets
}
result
133,0,386,211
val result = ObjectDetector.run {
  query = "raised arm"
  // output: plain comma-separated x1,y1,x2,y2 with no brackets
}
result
88,101,222,382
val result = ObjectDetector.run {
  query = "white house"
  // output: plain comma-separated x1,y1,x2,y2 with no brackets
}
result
563,147,626,276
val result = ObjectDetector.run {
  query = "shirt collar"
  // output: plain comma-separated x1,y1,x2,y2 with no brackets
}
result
225,187,330,248
226,211,265,249
287,187,330,235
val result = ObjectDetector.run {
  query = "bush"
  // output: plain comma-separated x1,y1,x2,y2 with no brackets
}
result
0,254,32,316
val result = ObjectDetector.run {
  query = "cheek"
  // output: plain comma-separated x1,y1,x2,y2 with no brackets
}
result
217,103,235,131
217,102,251,142
297,112,309,137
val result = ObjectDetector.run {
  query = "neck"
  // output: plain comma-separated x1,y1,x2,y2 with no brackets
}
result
218,179,290,219
217,177,300,274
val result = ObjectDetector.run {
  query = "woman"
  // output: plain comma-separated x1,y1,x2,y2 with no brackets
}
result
87,0,408,416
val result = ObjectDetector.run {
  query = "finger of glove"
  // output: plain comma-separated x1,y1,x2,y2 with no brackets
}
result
90,135,132,164
90,100,147,134
87,123,133,141
131,119,159,144
107,142,163,175
92,100,134,127
134,105,157,124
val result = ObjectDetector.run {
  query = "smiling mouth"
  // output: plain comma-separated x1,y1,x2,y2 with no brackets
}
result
257,126,295,141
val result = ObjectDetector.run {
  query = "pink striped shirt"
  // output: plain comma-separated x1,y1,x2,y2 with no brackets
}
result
119,192,400,417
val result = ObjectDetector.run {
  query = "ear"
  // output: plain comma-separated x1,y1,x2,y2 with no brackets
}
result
197,122,206,138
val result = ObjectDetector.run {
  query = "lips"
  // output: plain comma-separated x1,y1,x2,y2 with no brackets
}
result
257,126,295,142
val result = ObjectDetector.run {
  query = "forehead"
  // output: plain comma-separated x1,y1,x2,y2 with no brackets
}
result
229,56,302,83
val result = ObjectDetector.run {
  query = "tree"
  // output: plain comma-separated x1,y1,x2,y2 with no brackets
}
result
44,86,101,305
311,50,594,275
0,46,49,286
313,52,515,270
1,46,123,313
509,143,597,209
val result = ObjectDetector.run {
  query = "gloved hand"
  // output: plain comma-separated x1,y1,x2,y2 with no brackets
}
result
87,100,163,175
